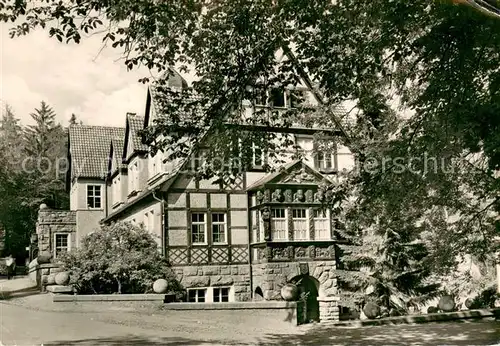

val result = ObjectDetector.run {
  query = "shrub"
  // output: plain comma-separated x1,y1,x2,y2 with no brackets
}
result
0,259,7,276
58,222,182,295
468,285,499,309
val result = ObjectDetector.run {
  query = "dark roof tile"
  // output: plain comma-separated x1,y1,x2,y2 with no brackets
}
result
127,114,148,152
69,125,124,179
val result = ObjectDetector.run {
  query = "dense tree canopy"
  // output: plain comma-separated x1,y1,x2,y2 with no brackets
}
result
0,103,68,258
2,0,499,299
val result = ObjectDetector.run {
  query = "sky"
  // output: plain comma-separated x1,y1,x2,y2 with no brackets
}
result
0,23,186,127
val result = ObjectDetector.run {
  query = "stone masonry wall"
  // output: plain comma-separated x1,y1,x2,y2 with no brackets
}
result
173,264,252,302
36,205,77,255
251,260,339,321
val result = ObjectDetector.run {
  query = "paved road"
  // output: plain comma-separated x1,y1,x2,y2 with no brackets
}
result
1,300,500,345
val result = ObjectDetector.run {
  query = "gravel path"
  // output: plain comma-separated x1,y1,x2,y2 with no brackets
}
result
1,293,499,345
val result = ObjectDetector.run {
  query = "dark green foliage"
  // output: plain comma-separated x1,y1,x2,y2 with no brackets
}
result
23,101,69,210
335,224,440,312
468,285,499,309
427,306,438,314
0,102,68,258
58,222,182,295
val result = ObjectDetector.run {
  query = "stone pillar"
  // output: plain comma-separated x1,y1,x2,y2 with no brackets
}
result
318,296,340,321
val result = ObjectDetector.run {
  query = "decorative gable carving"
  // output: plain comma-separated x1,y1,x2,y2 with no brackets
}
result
278,166,323,185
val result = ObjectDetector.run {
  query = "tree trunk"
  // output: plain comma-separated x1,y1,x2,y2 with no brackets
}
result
117,279,122,294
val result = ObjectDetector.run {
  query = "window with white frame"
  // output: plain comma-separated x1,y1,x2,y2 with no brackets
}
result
292,208,309,240
212,213,227,244
314,209,331,240
191,213,207,244
87,185,102,209
54,233,70,258
213,287,230,302
187,288,206,303
271,208,287,240
316,151,335,172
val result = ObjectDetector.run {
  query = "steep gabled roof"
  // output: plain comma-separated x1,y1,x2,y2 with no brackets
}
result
246,160,334,191
69,125,124,179
108,137,126,176
144,85,205,128
123,113,148,161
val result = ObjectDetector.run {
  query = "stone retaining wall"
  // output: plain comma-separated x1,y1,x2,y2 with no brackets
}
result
173,264,252,301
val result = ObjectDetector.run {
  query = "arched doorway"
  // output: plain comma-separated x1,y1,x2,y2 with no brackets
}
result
290,275,320,323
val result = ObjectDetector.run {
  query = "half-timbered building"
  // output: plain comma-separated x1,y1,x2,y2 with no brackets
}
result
64,66,354,321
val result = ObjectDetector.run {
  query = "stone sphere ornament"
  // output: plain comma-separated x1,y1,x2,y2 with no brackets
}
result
153,279,169,293
464,298,475,309
363,302,380,319
280,283,299,301
438,295,456,312
55,271,70,285
37,252,52,264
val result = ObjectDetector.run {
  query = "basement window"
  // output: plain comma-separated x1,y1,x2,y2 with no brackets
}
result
187,288,207,303
213,287,230,302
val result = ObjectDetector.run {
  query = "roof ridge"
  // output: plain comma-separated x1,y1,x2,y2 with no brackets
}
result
70,124,125,130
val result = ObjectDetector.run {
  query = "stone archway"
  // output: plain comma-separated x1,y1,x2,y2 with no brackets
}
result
290,275,320,323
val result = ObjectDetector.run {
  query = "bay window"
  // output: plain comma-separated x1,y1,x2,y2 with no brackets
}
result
292,208,308,240
271,208,287,240
259,205,332,242
314,209,331,240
